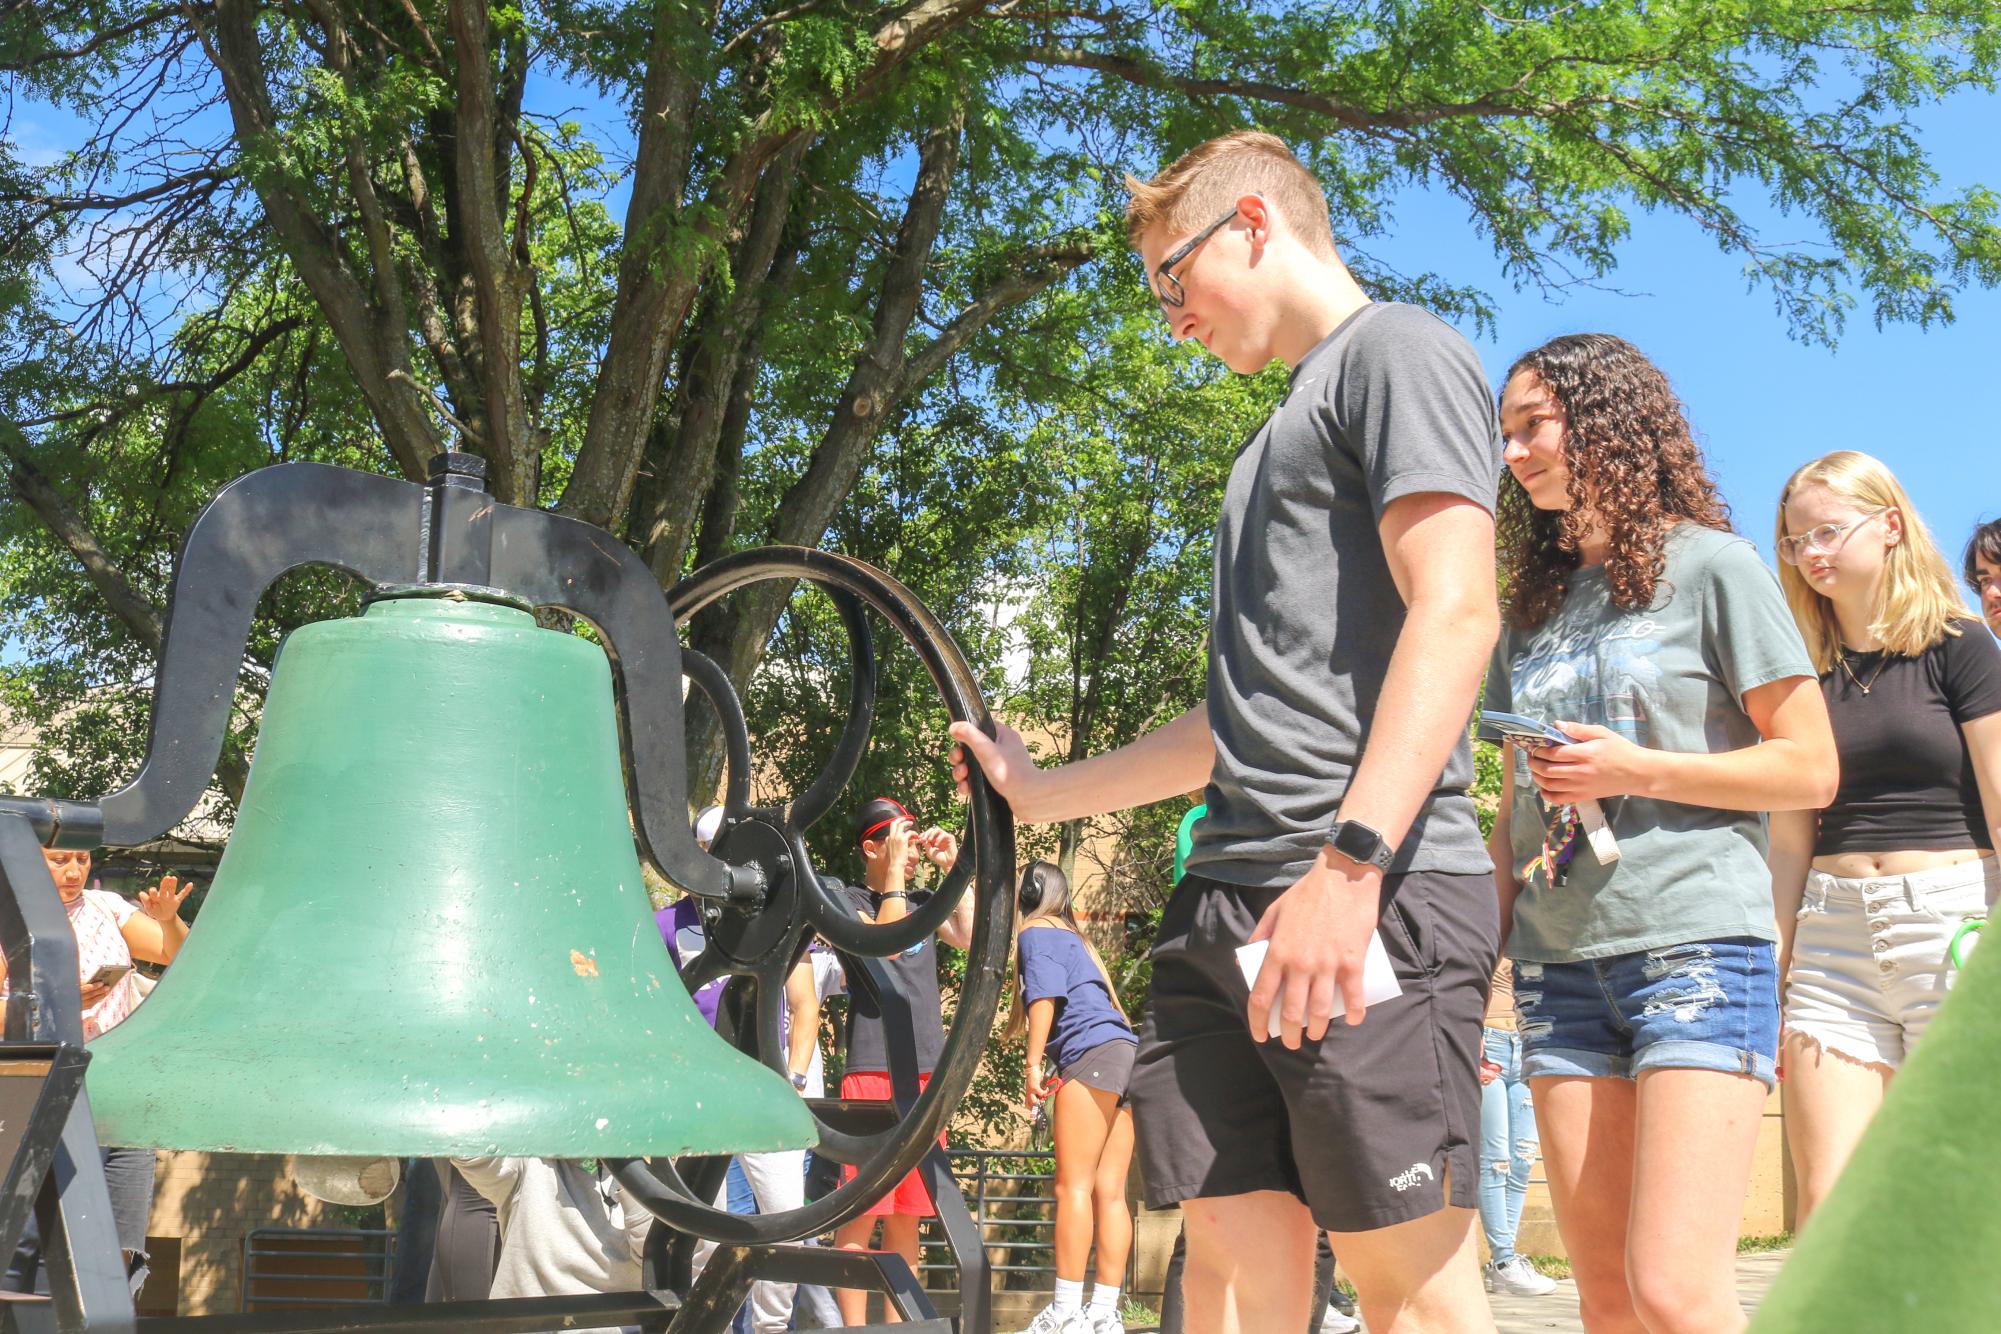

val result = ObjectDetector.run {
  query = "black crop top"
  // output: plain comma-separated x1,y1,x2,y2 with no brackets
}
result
1815,625,2001,856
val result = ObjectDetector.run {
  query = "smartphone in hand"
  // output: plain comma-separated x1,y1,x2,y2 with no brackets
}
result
85,962,132,988
1477,712,1622,864
1477,710,1572,748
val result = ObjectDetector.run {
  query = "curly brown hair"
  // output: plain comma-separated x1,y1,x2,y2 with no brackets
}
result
1498,334,1733,630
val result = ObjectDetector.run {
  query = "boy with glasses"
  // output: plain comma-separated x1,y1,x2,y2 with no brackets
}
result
953,131,1503,1333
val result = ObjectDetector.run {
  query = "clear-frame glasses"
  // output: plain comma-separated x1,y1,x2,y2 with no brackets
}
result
1777,507,1889,565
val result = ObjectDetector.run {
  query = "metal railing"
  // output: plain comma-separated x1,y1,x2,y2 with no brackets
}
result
916,1149,1126,1294
242,1227,396,1311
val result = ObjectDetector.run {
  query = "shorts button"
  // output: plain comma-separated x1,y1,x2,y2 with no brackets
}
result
1879,960,1896,974
1871,939,1889,952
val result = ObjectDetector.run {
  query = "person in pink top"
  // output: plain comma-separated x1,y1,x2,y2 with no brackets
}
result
0,847,194,1295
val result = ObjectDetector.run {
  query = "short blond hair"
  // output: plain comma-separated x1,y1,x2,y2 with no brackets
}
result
1125,131,1335,259
1775,450,1977,672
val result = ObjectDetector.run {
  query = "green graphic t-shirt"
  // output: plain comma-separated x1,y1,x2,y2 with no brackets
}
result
1488,524,1816,963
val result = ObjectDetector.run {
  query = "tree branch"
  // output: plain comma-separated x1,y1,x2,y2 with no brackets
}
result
393,134,479,420
194,0,440,480
0,428,164,656
901,238,1095,390
20,315,304,431
1012,43,1539,132
559,0,993,528
447,0,535,502
0,3,192,72
556,0,704,527
6,167,233,220
636,137,811,582
690,107,966,685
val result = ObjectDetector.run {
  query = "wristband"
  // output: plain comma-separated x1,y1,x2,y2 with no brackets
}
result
876,890,908,902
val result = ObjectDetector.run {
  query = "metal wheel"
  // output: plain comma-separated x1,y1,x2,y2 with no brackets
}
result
613,547,1014,1245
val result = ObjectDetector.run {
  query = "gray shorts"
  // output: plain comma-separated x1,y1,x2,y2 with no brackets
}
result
1060,1038,1137,1102
1130,869,1498,1233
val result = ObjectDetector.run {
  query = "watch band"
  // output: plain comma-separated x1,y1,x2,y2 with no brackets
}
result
1326,819,1395,872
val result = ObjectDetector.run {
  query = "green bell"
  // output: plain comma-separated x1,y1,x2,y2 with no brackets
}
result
87,594,814,1160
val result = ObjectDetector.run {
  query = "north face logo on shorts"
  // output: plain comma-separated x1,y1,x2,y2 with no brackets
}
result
1388,1162,1435,1192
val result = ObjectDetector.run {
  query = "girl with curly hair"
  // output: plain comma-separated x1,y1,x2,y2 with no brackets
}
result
1485,334,1837,1334
1771,452,2001,1226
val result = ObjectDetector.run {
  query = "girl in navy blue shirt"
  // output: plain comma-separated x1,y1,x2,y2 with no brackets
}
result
1008,862,1137,1334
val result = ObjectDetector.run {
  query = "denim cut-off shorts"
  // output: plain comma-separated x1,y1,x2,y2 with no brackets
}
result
1512,938,1780,1091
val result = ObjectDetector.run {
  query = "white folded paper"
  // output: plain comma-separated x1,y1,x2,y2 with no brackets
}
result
1575,797,1621,863
1236,932,1403,1037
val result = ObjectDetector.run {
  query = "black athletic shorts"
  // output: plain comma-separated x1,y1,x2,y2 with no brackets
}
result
1130,868,1499,1232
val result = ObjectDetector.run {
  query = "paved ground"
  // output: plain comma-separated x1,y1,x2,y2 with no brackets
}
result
1480,1249,1789,1333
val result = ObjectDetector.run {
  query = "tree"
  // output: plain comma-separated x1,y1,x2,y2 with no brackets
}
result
2,0,1998,839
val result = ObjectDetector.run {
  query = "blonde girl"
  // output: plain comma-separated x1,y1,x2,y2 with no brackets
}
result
1774,451,2001,1224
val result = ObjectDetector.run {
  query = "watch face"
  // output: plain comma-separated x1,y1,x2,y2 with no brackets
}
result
1333,822,1386,866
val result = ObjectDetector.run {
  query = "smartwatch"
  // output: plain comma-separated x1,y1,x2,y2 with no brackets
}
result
790,1071,809,1091
1326,819,1395,873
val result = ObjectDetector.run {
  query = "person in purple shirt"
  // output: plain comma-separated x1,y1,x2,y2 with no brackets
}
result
1008,861,1137,1334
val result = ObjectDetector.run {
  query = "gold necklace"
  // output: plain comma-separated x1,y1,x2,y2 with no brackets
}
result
1838,650,1890,695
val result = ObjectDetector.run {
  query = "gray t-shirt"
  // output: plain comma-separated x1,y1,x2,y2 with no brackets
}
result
1189,302,1502,889
1489,524,1817,962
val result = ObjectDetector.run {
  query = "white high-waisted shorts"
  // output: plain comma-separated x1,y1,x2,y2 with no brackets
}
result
1783,856,1999,1069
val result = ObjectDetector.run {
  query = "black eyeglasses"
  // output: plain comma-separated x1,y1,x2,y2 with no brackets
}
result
1150,207,1239,310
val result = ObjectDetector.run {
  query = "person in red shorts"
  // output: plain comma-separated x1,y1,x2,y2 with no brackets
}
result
831,797,974,1324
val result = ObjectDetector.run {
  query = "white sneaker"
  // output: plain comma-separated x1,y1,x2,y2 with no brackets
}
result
1085,1310,1127,1334
1318,1304,1362,1333
1485,1256,1558,1296
1018,1304,1088,1334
